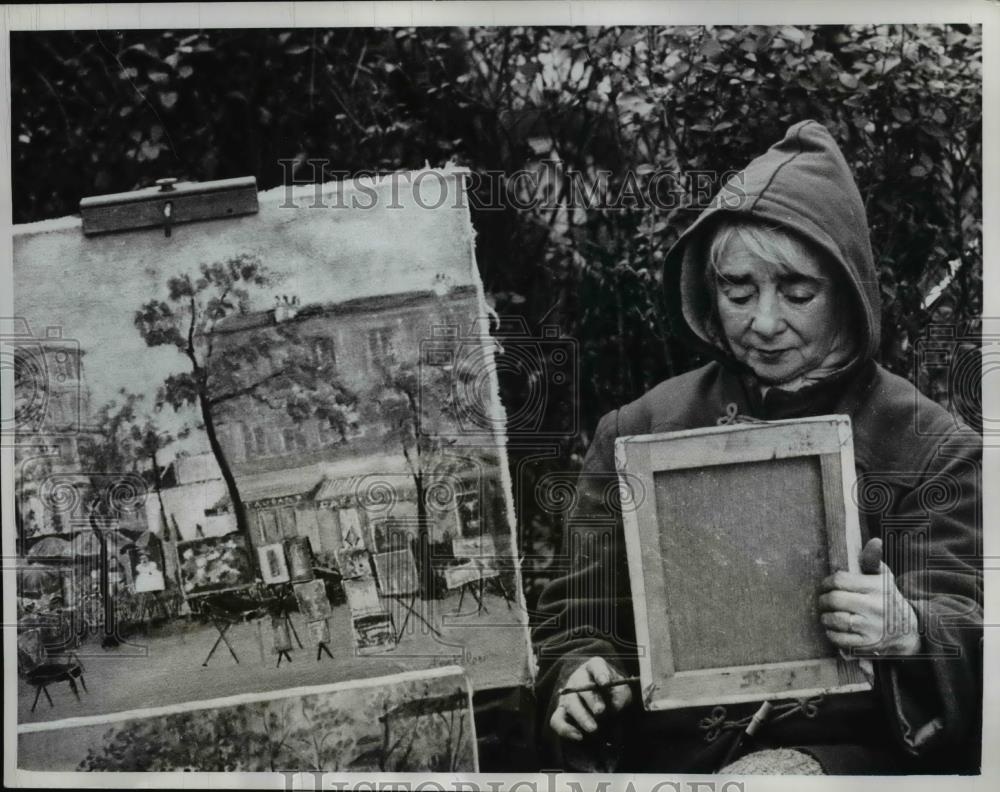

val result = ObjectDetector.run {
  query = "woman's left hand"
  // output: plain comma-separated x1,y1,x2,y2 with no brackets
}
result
817,538,922,657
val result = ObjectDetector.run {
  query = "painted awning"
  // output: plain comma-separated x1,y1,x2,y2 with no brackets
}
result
26,536,73,559
313,474,367,506
207,477,323,514
315,475,419,509
208,468,472,513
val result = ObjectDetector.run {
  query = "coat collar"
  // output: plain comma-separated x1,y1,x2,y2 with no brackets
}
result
723,358,878,422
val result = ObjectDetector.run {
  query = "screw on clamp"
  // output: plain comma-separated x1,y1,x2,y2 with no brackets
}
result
80,175,258,236
157,178,177,237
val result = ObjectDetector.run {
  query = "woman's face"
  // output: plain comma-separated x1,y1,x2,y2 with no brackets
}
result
713,231,842,384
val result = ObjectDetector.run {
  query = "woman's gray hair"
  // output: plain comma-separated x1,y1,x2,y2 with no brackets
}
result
706,217,827,283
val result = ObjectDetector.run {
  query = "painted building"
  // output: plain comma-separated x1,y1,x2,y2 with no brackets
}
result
144,453,237,542
12,322,107,540
209,285,479,477
193,285,509,563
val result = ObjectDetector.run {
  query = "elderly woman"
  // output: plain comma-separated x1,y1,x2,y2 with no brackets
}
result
533,120,982,774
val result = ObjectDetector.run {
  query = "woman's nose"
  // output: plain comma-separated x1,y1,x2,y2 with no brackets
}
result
750,292,785,337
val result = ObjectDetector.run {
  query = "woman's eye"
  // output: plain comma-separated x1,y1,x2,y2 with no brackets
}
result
785,291,816,305
724,290,754,306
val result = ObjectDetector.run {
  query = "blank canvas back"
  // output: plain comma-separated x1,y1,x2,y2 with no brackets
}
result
654,456,833,670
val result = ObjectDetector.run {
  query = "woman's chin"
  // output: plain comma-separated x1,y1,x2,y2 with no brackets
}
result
747,361,808,386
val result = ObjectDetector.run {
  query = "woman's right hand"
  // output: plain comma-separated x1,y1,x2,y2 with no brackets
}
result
550,657,634,741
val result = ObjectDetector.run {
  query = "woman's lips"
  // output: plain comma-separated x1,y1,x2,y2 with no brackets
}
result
751,347,790,361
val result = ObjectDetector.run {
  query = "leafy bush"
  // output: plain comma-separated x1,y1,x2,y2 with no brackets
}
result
12,25,982,606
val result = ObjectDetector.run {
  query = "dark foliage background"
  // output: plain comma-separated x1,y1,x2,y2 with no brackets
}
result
12,24,983,612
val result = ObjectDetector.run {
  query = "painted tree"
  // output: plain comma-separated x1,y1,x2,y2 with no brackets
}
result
82,388,173,466
131,415,177,537
370,350,481,598
134,254,357,547
78,705,274,771
63,390,176,643
77,389,179,534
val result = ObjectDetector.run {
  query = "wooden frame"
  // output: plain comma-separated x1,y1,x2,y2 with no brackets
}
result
294,579,333,621
615,415,872,711
176,533,254,598
257,543,290,585
284,536,314,583
372,548,420,597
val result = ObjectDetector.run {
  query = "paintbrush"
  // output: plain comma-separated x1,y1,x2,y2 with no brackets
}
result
558,675,641,696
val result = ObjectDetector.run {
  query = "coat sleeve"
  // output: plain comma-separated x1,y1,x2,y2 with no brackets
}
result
531,409,642,762
877,428,983,769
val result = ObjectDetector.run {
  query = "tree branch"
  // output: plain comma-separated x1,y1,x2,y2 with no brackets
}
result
203,282,232,365
184,295,201,377
209,368,288,406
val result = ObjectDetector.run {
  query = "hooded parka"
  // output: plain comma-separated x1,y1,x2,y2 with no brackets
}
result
532,120,982,774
